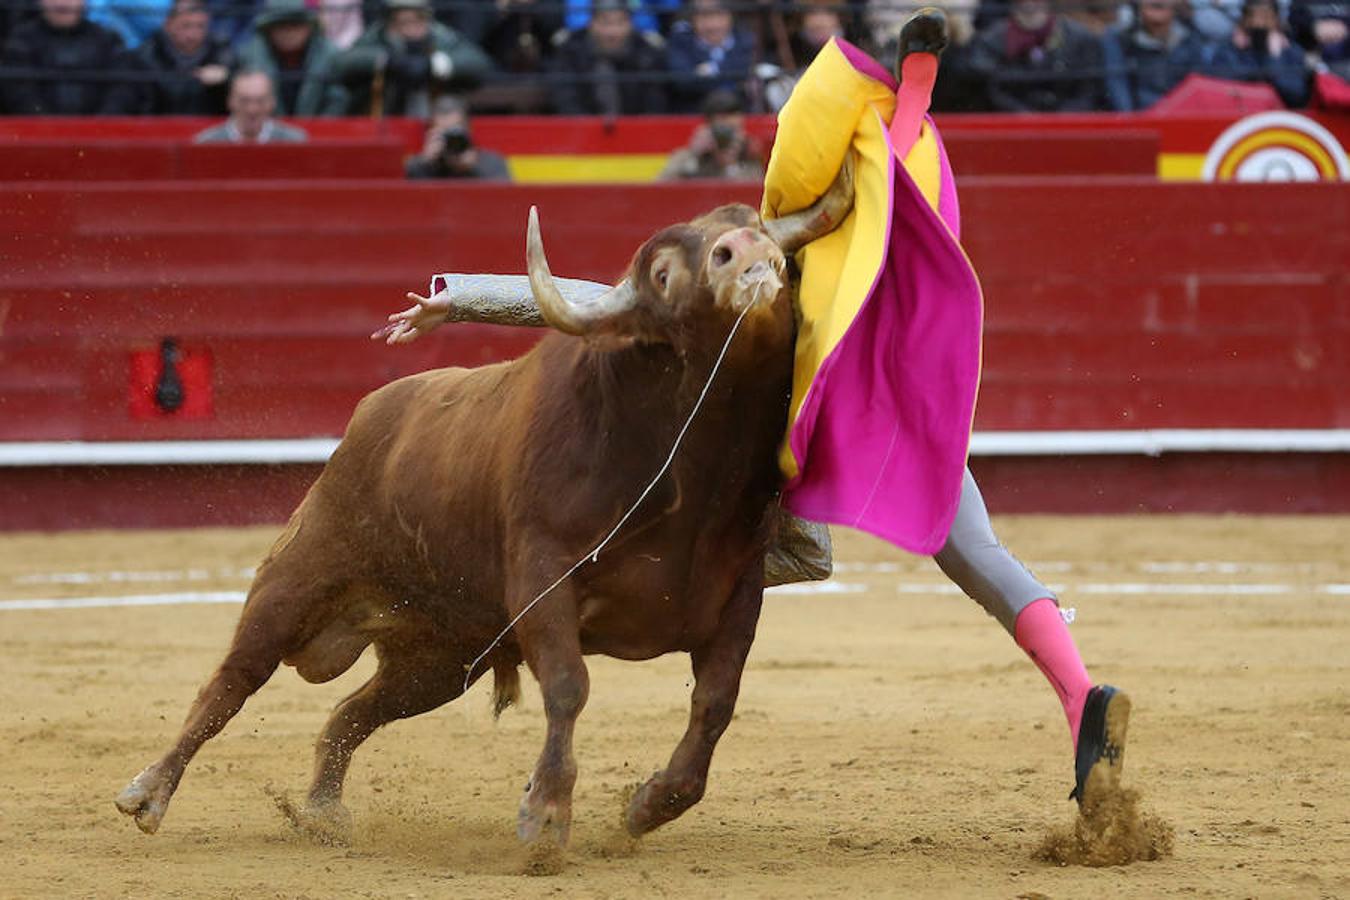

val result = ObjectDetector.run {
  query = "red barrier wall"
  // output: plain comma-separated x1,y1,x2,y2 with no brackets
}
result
3,178,1346,444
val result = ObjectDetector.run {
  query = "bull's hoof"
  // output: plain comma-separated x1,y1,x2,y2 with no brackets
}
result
623,769,703,837
517,784,571,848
271,789,353,846
114,763,177,834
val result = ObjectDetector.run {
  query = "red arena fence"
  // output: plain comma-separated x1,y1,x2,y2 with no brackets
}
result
0,112,1347,528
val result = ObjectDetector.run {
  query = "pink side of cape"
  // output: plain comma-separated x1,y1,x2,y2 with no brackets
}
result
780,39,983,555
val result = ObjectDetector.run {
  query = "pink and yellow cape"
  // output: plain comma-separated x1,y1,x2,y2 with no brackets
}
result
763,38,984,555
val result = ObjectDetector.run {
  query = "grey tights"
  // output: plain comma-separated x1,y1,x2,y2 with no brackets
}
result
933,466,1053,635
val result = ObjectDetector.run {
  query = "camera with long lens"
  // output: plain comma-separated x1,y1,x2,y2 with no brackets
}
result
440,125,473,156
710,122,739,150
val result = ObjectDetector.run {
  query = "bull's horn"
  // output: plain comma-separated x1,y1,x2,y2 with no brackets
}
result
527,206,637,335
765,153,857,253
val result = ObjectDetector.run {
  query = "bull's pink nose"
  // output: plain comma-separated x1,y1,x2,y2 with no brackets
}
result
709,227,762,269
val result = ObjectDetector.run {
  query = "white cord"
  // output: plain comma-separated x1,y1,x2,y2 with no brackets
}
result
462,302,757,694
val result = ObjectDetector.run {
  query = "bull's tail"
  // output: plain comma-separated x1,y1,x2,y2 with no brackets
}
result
491,662,521,719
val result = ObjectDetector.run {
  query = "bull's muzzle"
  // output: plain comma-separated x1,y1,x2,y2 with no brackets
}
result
708,227,786,312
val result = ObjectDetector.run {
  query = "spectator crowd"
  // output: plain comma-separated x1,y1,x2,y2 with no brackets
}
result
3,0,1346,116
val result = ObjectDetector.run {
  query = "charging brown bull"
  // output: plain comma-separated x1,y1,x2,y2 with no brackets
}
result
115,165,853,851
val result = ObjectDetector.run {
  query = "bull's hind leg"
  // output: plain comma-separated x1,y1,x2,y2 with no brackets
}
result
625,567,764,836
287,637,470,844
514,582,589,850
115,573,322,834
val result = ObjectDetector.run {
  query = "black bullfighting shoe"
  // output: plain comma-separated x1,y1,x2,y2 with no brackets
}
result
895,6,950,71
1070,685,1131,808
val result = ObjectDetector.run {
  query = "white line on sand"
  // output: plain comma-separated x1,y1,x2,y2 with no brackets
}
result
12,568,255,586
0,591,247,611
3,581,1346,611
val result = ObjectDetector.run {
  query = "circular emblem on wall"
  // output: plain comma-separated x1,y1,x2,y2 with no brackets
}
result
1202,111,1350,182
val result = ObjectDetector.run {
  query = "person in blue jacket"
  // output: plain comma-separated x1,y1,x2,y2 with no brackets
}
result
1208,0,1311,105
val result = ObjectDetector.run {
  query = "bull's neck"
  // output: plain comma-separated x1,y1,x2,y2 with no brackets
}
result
565,334,788,467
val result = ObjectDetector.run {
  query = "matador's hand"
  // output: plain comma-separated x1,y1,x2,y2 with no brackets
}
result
372,291,452,344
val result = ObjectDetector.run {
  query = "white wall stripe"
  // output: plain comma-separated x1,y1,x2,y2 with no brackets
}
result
2,429,1348,467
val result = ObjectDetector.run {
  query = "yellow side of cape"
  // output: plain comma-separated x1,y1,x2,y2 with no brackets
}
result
762,38,943,481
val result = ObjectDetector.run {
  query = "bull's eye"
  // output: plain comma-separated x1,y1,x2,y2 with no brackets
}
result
712,246,733,267
655,268,669,290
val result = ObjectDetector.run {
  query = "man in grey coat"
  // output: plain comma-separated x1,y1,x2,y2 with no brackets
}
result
234,0,347,116
194,69,309,142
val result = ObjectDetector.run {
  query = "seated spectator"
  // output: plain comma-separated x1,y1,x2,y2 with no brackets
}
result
333,0,492,115
1290,0,1349,77
85,0,170,47
405,94,509,178
205,0,262,46
658,87,764,179
1209,0,1310,105
744,0,846,112
967,0,1105,111
194,68,308,141
235,0,347,115
789,0,846,69
1189,0,1290,41
479,0,565,72
666,0,756,112
123,0,234,113
863,0,986,111
548,0,668,114
563,0,679,34
1103,0,1215,110
1,0,133,113
1063,0,1124,35
318,0,364,49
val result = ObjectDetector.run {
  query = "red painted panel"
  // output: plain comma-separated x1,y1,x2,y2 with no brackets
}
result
175,141,405,179
942,131,1157,176
0,142,177,180
0,139,406,181
969,453,1350,514
2,453,1347,532
2,179,1348,440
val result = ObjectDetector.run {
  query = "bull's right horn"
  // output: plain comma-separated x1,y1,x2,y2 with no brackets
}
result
527,206,637,335
765,152,857,253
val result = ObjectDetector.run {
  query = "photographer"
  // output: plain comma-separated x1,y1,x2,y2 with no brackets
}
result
404,94,509,179
658,88,764,180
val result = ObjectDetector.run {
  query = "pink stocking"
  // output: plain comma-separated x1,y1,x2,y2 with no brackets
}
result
888,53,938,160
1014,597,1093,749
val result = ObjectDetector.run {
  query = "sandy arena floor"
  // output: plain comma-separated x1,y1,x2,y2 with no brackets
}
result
1,517,1347,899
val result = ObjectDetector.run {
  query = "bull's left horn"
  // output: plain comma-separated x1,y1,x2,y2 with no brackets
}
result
526,206,637,335
765,152,857,253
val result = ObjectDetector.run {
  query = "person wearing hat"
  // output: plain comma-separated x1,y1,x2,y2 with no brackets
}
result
548,0,668,114
332,0,492,117
235,0,348,115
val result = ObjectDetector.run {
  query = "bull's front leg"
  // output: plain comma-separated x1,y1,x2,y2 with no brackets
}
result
514,583,589,850
625,565,764,836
